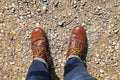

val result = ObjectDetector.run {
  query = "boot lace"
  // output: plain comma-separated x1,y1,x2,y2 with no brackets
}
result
71,43,83,55
33,45,47,58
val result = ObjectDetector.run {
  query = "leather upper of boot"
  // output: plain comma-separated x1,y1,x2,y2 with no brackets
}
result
66,26,86,58
31,27,48,60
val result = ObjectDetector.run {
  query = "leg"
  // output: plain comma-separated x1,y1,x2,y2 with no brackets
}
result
26,27,51,80
26,58,50,80
65,26,97,80
64,55,96,80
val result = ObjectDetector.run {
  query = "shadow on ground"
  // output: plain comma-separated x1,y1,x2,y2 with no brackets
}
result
46,35,60,80
81,35,88,68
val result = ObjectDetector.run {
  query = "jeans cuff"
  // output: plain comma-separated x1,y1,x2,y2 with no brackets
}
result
65,55,81,63
34,57,48,68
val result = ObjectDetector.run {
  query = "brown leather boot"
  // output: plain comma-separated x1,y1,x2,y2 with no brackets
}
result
31,27,50,64
66,26,86,59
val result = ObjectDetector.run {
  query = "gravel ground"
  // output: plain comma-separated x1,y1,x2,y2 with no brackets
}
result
0,0,120,80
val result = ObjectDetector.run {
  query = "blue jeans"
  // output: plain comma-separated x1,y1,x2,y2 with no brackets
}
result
26,56,96,80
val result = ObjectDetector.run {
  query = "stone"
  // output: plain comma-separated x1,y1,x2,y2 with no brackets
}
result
100,69,104,74
12,66,20,72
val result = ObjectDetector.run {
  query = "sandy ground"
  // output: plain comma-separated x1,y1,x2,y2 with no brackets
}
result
0,0,120,80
